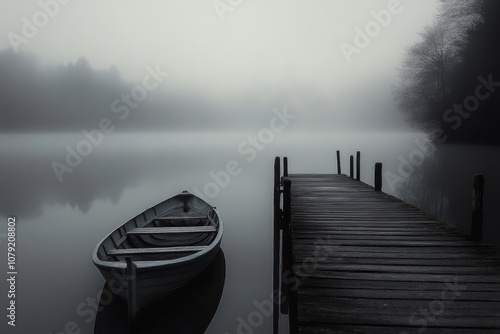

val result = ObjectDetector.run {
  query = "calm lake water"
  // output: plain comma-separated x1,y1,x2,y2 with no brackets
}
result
0,131,498,333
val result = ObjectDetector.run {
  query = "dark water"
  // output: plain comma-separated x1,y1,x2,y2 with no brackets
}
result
1,132,497,333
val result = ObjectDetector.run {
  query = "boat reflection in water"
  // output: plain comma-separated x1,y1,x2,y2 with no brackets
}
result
94,249,225,334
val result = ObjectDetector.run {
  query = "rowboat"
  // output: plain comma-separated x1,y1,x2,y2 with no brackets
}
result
92,191,223,305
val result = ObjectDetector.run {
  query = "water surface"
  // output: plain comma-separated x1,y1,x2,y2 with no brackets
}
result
3,131,495,334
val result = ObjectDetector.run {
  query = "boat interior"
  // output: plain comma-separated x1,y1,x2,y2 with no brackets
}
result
96,193,220,262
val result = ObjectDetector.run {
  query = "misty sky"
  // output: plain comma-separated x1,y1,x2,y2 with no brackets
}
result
0,0,441,131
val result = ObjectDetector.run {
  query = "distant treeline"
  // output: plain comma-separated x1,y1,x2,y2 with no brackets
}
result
0,50,282,133
0,51,128,132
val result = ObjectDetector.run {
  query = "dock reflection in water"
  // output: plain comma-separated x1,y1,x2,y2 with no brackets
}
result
94,249,226,334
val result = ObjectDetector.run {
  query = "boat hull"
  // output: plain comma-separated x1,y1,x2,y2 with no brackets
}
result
96,238,221,305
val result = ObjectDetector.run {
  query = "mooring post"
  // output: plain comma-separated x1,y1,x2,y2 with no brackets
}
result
356,151,361,181
284,157,289,177
126,257,138,334
273,157,281,206
280,175,290,312
471,175,485,242
282,179,298,334
283,180,292,270
336,150,341,174
375,162,382,192
272,157,281,333
350,155,354,178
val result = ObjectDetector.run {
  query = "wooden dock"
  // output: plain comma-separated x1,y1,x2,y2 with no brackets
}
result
273,156,500,334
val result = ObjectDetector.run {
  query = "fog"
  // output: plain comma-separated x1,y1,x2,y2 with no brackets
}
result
0,0,440,132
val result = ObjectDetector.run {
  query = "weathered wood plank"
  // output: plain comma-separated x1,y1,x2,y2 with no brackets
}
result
299,295,500,310
298,277,500,292
154,216,207,221
108,246,207,255
127,226,216,235
299,287,500,301
293,255,500,267
302,271,500,283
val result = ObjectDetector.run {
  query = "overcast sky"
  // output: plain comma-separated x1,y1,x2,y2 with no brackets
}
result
0,0,441,131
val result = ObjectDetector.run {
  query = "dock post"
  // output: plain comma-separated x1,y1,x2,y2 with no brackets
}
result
284,157,289,177
356,151,361,181
280,175,290,315
375,162,382,191
283,179,298,334
350,155,354,178
471,175,485,242
273,157,281,333
336,150,341,174
126,257,138,334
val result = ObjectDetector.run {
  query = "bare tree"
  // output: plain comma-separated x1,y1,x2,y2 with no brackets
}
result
394,0,484,129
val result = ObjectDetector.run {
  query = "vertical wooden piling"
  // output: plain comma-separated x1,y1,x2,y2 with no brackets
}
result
282,179,298,334
471,175,485,242
284,157,289,177
273,157,281,333
350,155,354,178
281,175,290,315
375,162,382,192
336,150,341,174
126,257,138,334
356,151,361,181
